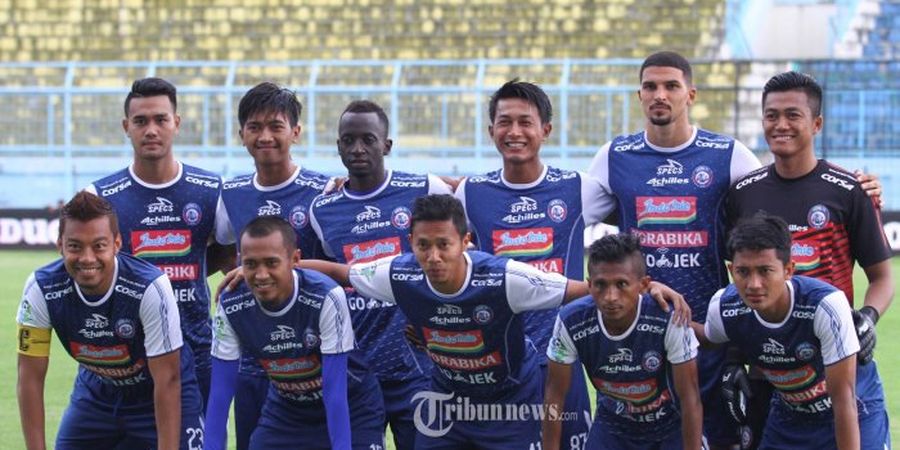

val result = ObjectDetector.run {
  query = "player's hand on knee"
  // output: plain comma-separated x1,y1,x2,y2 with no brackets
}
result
852,306,879,365
215,266,245,300
721,364,752,425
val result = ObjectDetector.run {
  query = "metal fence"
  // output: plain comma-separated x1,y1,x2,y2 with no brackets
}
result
1,59,898,208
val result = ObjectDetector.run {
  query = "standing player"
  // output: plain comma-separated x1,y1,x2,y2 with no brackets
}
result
17,192,203,449
206,216,384,449
308,100,448,450
543,234,702,450
88,77,225,407
587,51,763,448
456,79,614,448
214,81,332,450
725,71,893,447
697,214,889,449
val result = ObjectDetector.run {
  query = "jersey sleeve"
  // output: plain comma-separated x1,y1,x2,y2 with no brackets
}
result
587,142,613,194
307,199,336,260
84,183,98,195
847,177,892,267
729,140,761,185
214,195,236,246
427,174,453,195
210,305,241,361
703,289,730,344
318,286,356,355
579,171,616,226
814,290,860,365
505,259,568,313
664,317,699,364
17,273,52,329
139,275,185,357
348,255,399,304
546,315,578,364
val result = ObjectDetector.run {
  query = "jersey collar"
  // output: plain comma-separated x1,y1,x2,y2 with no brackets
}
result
643,126,698,154
500,164,548,190
253,165,301,192
74,256,120,307
128,161,183,189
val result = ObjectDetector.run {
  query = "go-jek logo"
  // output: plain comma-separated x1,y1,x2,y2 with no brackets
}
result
636,197,697,226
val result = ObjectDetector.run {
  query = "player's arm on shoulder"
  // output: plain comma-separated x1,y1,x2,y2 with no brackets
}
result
504,260,572,312
428,173,457,194
854,169,883,204
345,256,398,304
212,195,236,248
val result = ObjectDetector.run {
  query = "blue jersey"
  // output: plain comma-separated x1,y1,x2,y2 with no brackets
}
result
349,251,570,400
602,129,740,322
18,253,192,393
549,295,698,441
309,171,449,382
706,276,881,421
213,268,374,415
90,163,221,352
457,166,614,356
217,166,330,375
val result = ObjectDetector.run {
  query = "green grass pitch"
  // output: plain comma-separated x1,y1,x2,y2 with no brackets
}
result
2,250,898,448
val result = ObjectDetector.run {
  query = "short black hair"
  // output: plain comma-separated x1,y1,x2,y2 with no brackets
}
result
587,233,646,277
238,82,303,128
240,216,297,254
59,191,119,239
762,71,823,117
410,194,468,237
640,51,693,86
124,77,177,116
488,79,553,125
341,100,390,137
726,213,792,265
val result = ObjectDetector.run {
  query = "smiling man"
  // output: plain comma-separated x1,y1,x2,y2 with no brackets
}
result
206,216,384,450
17,192,203,450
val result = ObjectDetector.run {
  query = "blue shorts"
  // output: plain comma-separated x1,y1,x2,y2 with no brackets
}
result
586,418,683,450
380,376,431,450
55,368,204,450
540,362,592,450
234,372,270,450
191,344,211,410
248,375,386,450
413,373,543,449
761,401,890,450
696,346,739,446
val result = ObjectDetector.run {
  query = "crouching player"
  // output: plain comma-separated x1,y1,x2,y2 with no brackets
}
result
16,191,203,449
206,216,385,450
543,234,703,450
695,214,889,450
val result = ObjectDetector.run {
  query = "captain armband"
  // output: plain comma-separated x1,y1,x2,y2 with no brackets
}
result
17,325,51,357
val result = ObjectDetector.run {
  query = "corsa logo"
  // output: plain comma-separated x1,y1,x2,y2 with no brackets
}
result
70,343,130,366
131,230,192,258
343,236,402,264
592,378,658,404
791,240,820,271
423,327,485,354
492,228,553,257
761,365,817,390
261,356,321,381
635,197,697,226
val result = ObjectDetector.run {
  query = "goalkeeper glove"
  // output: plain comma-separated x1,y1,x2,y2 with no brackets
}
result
721,364,752,425
852,306,879,365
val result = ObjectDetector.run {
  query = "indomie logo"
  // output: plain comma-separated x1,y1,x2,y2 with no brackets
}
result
492,228,553,257
262,356,321,380
343,237,402,264
424,328,485,354
635,197,697,226
761,365,817,391
131,230,191,258
70,343,130,366
791,240,820,271
593,378,658,404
